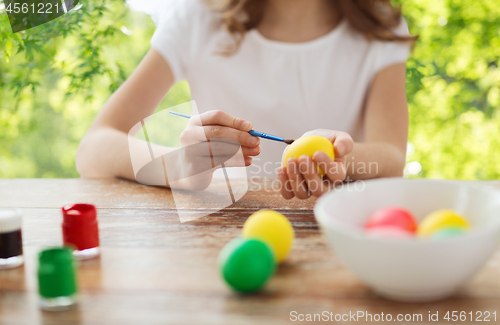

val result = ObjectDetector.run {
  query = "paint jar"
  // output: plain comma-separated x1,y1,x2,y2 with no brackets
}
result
38,247,77,310
0,209,23,269
62,204,100,260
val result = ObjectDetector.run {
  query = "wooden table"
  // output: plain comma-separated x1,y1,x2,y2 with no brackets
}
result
1,179,500,325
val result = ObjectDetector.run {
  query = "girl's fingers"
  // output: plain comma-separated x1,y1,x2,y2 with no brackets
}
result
286,158,310,199
205,126,260,147
241,145,261,157
224,156,253,167
203,126,259,147
332,132,354,157
212,154,252,168
277,167,295,200
244,156,253,166
208,141,261,157
301,129,353,157
313,151,346,183
195,110,253,131
180,141,257,171
298,155,328,197
181,126,259,148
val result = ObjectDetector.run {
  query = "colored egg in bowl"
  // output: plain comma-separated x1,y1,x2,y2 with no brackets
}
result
314,179,500,302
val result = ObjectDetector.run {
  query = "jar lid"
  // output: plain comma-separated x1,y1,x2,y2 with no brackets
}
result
38,247,78,298
62,204,96,224
0,209,22,233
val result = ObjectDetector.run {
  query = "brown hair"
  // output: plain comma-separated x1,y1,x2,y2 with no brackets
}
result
205,0,417,53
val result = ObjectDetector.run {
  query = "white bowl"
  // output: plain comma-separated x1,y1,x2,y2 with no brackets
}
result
314,178,500,302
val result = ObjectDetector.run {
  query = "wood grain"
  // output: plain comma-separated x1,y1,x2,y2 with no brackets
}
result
0,179,500,325
0,178,316,210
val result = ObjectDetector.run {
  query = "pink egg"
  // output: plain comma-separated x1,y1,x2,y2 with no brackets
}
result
365,206,417,233
366,225,415,239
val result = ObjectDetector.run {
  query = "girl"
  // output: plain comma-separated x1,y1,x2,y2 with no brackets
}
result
76,0,415,199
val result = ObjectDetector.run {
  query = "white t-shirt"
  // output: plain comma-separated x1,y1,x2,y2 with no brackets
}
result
151,0,411,179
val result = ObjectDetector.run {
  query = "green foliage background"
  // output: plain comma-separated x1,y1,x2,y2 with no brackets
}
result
0,0,499,179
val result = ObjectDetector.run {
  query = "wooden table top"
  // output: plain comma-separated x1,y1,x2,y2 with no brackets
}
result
1,178,500,325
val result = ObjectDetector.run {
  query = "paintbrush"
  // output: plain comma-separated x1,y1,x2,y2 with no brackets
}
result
168,111,295,144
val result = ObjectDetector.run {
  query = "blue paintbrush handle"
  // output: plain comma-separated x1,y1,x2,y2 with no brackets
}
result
248,130,284,142
168,111,192,119
169,111,286,143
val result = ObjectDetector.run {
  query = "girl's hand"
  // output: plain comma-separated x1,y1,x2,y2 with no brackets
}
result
172,110,260,190
180,110,261,164
277,129,354,199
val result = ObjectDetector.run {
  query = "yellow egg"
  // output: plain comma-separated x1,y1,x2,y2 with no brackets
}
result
284,135,334,176
417,209,470,237
242,210,294,263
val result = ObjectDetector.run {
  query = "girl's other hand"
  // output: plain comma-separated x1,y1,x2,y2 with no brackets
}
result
165,110,260,191
277,129,354,200
180,110,261,166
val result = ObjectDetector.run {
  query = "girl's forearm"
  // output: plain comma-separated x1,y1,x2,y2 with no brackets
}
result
76,127,175,183
345,142,406,180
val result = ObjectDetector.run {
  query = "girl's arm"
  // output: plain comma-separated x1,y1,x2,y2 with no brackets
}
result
277,62,408,199
76,49,260,187
348,62,408,179
76,49,173,181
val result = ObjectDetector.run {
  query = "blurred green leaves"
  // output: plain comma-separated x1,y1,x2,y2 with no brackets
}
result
0,0,498,179
403,0,500,179
0,0,190,177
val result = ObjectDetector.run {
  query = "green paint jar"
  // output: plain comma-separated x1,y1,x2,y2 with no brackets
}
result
38,247,78,311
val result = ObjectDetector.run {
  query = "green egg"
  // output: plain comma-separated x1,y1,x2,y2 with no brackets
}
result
218,237,275,293
432,227,467,239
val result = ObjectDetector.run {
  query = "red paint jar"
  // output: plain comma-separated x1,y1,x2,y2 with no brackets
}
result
62,204,100,260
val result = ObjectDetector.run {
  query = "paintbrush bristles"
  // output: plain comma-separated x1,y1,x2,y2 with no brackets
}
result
283,139,295,145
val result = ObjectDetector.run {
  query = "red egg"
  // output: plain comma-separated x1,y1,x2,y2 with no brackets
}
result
365,207,417,233
366,226,414,239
